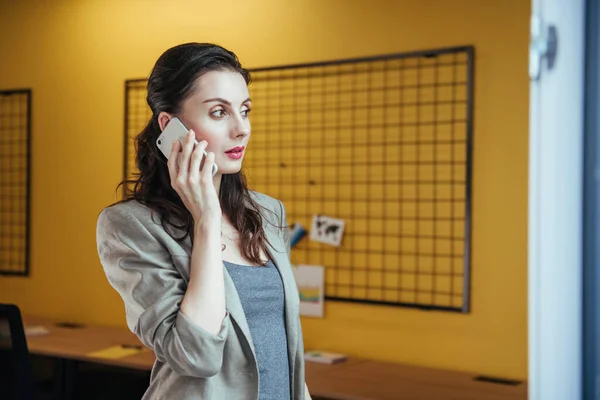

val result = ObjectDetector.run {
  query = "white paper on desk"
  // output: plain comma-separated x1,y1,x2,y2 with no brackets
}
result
0,323,49,339
292,264,324,318
24,325,49,336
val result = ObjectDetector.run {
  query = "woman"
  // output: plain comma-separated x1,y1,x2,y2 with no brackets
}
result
96,42,312,400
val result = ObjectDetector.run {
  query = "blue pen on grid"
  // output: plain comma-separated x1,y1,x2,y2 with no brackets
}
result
289,223,307,248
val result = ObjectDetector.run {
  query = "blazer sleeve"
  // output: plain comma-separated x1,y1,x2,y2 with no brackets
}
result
96,205,231,378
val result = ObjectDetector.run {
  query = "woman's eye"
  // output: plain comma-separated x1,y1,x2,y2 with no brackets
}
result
212,109,225,118
241,108,251,117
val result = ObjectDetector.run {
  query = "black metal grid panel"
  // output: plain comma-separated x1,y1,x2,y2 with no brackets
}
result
247,46,474,312
0,89,32,276
123,79,152,197
122,46,474,312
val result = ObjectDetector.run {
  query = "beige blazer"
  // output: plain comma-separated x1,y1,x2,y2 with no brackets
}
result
96,191,311,399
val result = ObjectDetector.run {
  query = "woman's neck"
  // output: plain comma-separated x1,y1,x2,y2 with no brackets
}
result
213,173,222,196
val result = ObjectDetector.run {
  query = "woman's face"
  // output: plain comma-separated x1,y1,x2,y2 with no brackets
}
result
162,70,252,175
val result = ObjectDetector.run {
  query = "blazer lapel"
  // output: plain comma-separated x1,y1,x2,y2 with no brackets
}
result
264,221,300,386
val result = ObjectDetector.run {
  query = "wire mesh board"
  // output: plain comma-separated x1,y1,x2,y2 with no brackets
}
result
0,89,32,276
123,79,152,193
123,46,474,312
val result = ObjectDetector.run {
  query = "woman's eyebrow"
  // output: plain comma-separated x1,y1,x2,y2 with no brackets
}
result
202,97,252,105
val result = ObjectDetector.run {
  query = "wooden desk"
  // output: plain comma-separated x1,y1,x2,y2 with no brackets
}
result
23,316,155,371
23,316,527,400
305,358,527,400
23,315,154,400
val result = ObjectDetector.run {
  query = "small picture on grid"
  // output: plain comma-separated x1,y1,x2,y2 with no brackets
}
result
309,215,345,247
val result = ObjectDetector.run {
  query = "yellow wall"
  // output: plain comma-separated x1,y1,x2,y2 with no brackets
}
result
0,0,530,379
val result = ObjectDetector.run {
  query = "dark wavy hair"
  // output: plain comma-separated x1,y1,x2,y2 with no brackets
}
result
113,42,272,265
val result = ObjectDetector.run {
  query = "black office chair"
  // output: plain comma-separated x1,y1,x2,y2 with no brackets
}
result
0,303,35,400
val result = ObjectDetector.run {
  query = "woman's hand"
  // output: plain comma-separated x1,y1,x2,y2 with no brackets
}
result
168,129,221,228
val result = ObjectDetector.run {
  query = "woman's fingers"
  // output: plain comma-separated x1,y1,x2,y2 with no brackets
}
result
189,140,208,183
166,133,220,223
178,130,197,178
167,139,181,185
201,151,216,183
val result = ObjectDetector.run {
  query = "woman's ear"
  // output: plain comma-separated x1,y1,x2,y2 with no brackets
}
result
157,112,173,132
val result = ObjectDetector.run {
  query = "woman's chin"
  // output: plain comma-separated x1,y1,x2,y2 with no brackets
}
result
217,160,243,175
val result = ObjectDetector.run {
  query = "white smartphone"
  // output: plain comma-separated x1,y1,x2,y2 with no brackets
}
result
156,117,218,176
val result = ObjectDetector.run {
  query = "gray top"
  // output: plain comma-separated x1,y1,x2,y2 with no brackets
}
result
223,259,291,400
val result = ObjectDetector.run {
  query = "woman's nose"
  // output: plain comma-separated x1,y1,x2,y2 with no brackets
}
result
232,115,250,137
